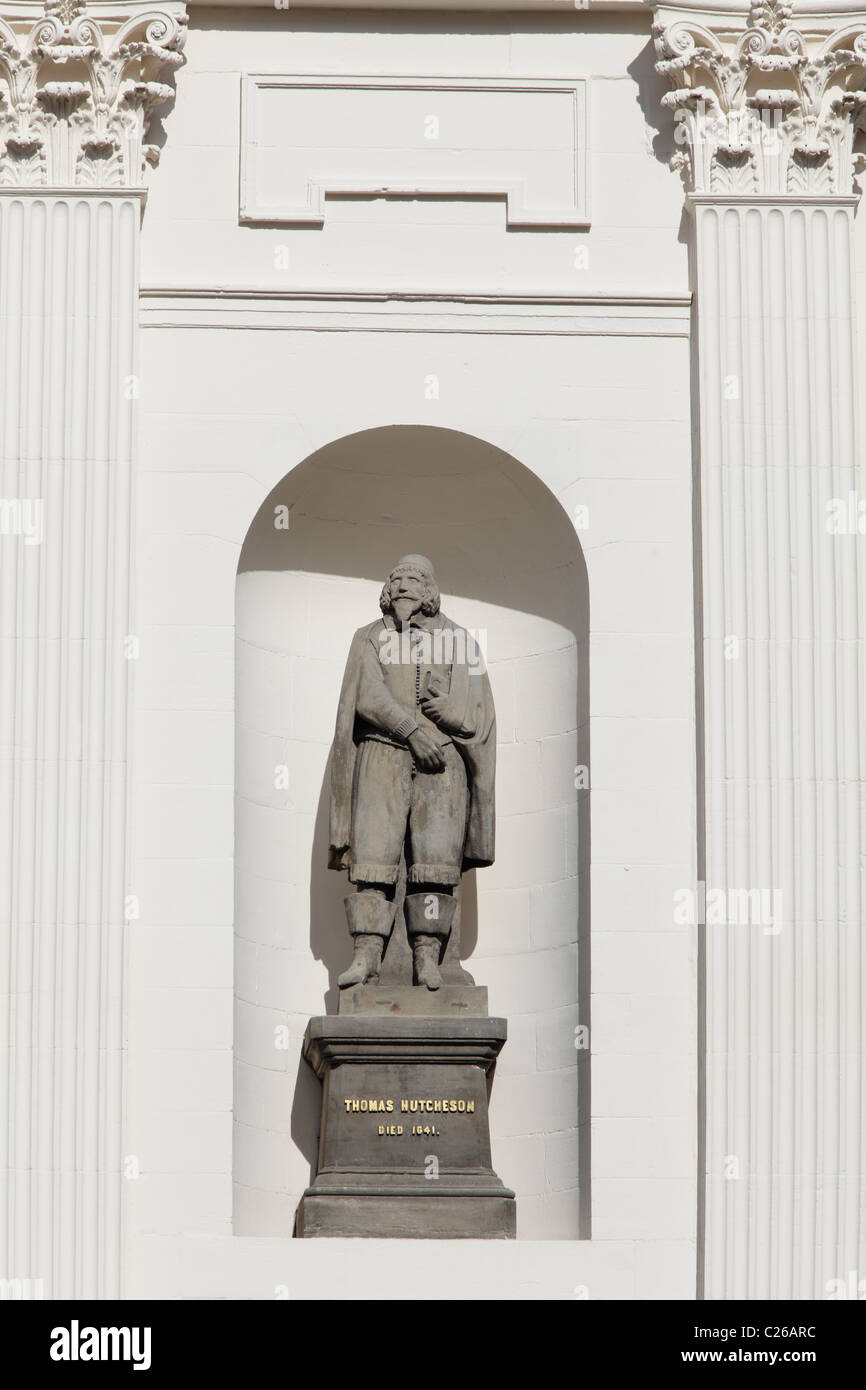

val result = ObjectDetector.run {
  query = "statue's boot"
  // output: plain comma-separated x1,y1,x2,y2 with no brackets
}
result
411,936,443,990
337,934,383,988
405,892,457,991
337,892,393,988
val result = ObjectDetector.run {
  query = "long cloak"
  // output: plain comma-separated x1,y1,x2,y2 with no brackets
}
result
328,614,496,872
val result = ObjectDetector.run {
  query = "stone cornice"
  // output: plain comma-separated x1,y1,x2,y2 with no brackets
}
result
652,1,866,194
0,2,187,188
186,1,644,8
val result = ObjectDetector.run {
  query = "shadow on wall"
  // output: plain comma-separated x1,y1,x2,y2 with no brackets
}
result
234,425,591,1240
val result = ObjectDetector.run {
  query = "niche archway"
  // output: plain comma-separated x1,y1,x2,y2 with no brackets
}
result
233,425,589,1239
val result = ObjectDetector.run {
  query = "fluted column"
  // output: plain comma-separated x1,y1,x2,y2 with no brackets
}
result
0,1,185,1298
655,1,866,1298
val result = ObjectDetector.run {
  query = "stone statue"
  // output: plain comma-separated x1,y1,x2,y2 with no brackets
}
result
328,555,496,990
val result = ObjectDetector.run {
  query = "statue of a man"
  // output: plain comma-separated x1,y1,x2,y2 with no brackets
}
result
328,556,495,990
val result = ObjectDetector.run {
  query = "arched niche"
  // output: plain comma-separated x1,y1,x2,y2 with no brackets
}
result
233,425,589,1239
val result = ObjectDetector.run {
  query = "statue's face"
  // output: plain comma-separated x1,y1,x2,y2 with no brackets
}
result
389,568,426,623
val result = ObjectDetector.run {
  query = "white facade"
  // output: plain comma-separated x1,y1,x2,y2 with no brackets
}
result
0,0,863,1301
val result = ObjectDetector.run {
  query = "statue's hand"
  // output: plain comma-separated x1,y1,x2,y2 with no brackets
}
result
408,728,446,772
419,690,451,726
419,675,452,728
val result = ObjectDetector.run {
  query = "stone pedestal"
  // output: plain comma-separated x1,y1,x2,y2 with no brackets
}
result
296,1015,516,1238
338,984,488,1017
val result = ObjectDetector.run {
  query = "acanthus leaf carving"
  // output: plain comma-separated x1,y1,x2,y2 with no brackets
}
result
653,1,866,195
0,1,186,188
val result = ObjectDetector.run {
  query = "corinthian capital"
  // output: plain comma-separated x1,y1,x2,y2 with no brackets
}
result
652,0,866,194
0,1,187,188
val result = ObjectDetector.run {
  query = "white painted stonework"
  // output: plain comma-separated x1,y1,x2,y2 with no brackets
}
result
239,73,590,227
0,0,863,1302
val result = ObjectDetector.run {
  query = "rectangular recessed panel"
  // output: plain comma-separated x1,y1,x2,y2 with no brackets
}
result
240,74,589,228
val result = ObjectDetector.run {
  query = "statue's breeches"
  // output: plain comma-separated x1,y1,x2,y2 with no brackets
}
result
348,740,468,887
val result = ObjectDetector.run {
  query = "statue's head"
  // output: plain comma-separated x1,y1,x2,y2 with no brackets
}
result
380,555,441,624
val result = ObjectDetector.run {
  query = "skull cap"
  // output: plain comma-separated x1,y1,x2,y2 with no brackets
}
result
390,555,436,581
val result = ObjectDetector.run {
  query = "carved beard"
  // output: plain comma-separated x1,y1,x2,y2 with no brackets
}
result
391,596,423,623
